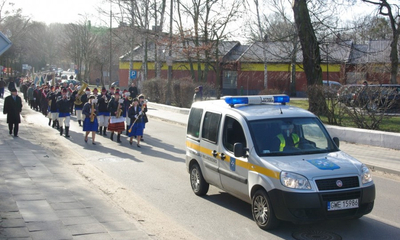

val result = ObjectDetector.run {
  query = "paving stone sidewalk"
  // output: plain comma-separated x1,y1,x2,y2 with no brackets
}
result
0,91,153,240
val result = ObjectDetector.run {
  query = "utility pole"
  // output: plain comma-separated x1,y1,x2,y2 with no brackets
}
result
129,0,134,85
166,0,173,104
326,43,329,85
109,1,112,87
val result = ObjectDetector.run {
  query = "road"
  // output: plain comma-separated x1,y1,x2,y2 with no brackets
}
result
23,106,400,240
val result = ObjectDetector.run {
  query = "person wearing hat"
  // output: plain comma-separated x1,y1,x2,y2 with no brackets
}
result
3,88,22,137
107,91,125,143
123,90,132,135
82,95,99,144
93,88,99,97
40,85,50,116
108,86,115,99
46,86,60,129
57,88,73,138
97,87,110,136
128,98,144,147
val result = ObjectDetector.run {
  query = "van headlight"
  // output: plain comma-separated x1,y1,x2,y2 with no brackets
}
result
280,171,311,190
361,164,373,184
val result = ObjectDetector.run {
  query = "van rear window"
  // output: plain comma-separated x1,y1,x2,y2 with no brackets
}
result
187,108,203,138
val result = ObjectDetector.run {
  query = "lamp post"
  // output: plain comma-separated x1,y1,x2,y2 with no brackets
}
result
165,0,173,105
325,43,329,85
109,1,112,88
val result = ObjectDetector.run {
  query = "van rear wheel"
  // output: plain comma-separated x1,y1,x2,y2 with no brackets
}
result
190,163,209,196
252,189,280,230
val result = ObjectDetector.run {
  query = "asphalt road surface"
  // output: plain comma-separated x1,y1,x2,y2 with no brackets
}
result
23,107,400,240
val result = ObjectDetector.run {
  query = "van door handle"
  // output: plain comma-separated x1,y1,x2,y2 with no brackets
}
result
220,153,226,160
212,150,218,158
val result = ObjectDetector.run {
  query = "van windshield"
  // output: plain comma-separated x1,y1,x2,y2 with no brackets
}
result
248,117,339,156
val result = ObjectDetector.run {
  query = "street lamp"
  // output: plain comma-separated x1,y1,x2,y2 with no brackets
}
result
109,0,112,88
325,43,329,85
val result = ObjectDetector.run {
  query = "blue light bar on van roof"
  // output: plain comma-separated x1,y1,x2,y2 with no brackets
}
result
224,95,290,106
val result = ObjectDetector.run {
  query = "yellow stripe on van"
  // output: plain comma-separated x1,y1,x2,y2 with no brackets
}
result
186,140,280,179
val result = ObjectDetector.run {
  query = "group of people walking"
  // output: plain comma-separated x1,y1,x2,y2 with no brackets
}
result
5,79,148,146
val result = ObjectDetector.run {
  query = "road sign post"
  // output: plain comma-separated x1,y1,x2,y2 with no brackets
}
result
0,31,11,56
130,70,137,80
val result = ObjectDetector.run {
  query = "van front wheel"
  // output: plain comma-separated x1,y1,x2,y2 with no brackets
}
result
252,190,280,230
190,163,209,196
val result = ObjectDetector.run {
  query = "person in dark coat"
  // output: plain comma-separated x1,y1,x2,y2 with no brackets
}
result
0,77,5,98
7,78,16,91
128,82,138,99
33,86,41,111
57,88,73,138
3,88,22,137
47,86,59,128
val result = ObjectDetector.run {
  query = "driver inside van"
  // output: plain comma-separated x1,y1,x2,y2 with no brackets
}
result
276,123,299,151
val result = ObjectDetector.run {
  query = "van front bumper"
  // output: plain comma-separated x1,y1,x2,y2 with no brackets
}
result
268,184,375,223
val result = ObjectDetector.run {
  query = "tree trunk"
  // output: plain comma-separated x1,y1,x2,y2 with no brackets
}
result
390,33,399,84
292,0,327,115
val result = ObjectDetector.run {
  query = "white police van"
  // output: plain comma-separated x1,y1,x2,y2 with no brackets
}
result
185,95,375,230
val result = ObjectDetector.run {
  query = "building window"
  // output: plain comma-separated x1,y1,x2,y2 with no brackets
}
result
223,71,238,89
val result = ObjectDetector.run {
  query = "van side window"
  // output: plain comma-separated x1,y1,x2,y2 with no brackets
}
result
223,116,246,152
201,112,221,143
187,108,203,138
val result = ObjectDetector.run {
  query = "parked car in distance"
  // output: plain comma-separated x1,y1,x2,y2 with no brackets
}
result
356,84,400,112
61,79,81,86
111,81,119,87
47,77,62,86
337,84,363,106
323,80,342,97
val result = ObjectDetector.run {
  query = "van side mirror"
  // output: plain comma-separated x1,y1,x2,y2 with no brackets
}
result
234,143,248,157
333,137,340,148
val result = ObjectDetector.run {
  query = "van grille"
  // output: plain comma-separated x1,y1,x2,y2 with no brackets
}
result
316,176,359,191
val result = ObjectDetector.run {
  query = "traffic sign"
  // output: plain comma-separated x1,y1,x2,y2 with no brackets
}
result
130,70,137,79
0,31,11,56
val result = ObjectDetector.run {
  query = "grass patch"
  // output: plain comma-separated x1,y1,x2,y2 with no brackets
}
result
289,99,400,133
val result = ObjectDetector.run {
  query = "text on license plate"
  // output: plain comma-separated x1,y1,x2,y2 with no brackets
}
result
327,199,359,211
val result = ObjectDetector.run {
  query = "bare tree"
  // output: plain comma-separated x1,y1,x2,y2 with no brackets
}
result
362,0,400,84
0,10,31,77
341,15,391,43
245,0,301,95
292,0,327,115
64,18,98,82
176,0,243,97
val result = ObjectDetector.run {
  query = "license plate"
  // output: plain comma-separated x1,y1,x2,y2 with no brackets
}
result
327,199,359,211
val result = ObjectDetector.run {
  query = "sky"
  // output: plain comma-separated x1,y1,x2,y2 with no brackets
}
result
4,0,113,26
3,0,378,35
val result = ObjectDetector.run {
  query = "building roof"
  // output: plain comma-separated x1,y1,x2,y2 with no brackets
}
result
120,38,399,66
120,39,240,63
349,40,392,64
238,41,303,63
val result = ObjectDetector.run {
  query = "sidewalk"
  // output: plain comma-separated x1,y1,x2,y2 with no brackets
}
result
0,91,153,240
146,102,400,175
